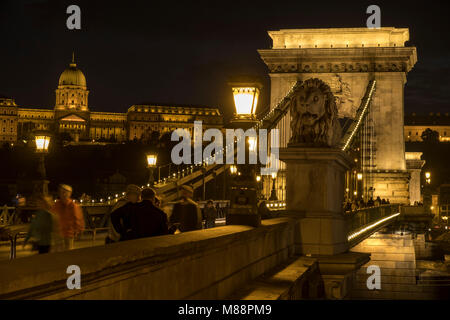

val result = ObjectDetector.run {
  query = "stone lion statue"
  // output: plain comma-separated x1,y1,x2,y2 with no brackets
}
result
289,78,342,147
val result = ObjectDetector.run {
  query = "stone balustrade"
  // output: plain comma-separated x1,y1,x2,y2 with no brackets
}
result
0,217,305,300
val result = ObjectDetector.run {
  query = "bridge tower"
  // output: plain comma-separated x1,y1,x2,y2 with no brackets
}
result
258,28,417,204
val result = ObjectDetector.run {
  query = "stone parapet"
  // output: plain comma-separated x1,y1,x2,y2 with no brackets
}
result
0,218,303,300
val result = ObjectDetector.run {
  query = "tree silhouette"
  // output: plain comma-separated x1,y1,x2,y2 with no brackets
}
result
421,128,439,144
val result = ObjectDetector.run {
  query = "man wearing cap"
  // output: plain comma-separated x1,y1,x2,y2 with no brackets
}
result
106,184,141,243
53,184,85,251
170,185,202,232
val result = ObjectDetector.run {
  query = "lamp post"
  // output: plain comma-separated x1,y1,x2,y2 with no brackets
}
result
146,153,157,186
357,172,363,201
34,131,51,195
226,77,262,227
269,171,278,201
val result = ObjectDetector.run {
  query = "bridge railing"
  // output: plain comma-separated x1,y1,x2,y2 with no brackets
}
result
346,204,401,244
0,206,16,226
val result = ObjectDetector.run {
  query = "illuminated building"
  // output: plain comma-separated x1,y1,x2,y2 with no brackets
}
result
0,55,222,144
405,113,450,142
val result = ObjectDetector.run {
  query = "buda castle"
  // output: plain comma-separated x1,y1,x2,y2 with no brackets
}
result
0,55,223,144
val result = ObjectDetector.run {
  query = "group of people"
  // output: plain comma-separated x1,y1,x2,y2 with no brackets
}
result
24,184,85,254
344,196,391,212
24,182,220,253
105,184,218,244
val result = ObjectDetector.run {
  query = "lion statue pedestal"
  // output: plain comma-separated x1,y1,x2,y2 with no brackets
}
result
279,79,368,299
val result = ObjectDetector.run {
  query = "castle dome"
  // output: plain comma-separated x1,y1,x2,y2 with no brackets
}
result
58,54,86,87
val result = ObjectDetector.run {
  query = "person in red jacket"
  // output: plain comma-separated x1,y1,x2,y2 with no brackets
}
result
53,184,84,251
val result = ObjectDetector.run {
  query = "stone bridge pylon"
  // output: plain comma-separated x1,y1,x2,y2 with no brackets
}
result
258,27,417,204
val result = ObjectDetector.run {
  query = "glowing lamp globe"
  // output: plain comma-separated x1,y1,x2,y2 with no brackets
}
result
248,136,258,152
34,132,51,153
228,77,262,119
146,153,157,167
232,87,260,116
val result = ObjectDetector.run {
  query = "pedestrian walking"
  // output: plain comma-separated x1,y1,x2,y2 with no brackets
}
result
204,200,217,229
53,184,84,251
23,194,56,254
170,185,202,232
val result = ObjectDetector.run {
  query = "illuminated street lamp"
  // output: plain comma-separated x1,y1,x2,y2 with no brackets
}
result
146,153,157,186
269,172,278,201
34,130,51,195
425,172,431,184
226,77,262,227
231,86,260,118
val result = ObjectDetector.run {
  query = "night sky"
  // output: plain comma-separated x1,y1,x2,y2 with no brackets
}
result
1,0,449,121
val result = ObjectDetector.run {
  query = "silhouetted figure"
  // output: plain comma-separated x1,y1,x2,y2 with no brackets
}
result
351,200,359,212
204,200,217,229
374,196,382,207
170,185,202,232
127,188,168,239
106,184,141,244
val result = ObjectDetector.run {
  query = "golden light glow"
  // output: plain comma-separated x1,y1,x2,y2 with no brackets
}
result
248,136,257,152
357,173,363,181
256,175,261,182
230,165,237,174
271,172,277,179
425,172,431,179
35,135,51,152
348,212,401,241
146,153,157,167
232,87,259,116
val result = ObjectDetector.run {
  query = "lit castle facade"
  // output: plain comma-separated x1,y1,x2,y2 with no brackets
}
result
0,55,222,144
